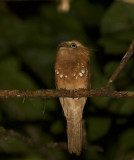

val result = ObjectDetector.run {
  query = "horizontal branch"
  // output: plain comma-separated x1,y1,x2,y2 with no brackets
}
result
0,89,134,99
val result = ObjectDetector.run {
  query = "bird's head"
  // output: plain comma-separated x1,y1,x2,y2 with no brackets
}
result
57,40,89,60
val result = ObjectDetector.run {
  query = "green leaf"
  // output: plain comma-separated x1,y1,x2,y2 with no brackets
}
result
115,99,134,115
0,57,37,89
100,1,134,54
87,117,111,141
50,120,64,134
119,128,134,151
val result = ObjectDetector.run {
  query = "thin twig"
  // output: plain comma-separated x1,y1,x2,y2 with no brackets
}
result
105,40,134,89
0,126,67,154
0,89,134,99
0,126,35,146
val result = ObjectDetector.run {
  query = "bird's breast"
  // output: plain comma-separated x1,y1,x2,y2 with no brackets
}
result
55,61,88,89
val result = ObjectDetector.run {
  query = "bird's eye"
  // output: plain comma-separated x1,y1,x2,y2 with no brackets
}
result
71,43,77,49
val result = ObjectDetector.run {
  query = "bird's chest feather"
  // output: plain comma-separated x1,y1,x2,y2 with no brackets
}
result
55,59,88,89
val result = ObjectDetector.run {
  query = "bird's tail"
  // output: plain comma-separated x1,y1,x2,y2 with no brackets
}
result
59,97,86,155
66,106,83,156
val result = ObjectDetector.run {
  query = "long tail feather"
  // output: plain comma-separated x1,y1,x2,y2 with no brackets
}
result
67,118,82,155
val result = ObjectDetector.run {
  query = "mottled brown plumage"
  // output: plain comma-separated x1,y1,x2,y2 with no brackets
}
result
55,40,91,155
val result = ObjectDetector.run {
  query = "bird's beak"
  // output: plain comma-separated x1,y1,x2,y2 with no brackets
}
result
58,42,68,49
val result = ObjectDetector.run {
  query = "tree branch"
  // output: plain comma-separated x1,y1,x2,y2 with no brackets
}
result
0,88,134,99
105,39,134,89
0,126,33,145
0,126,67,155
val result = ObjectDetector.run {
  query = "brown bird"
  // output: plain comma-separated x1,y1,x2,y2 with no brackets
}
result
55,40,91,155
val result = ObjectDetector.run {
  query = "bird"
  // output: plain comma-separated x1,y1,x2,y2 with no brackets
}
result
55,40,91,155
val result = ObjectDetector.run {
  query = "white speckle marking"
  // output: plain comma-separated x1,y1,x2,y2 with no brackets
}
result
65,75,68,78
60,74,63,78
75,76,78,79
73,73,76,76
79,73,83,77
56,71,59,74
81,69,85,74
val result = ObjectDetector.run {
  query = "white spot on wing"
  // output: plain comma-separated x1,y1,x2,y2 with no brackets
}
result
79,73,83,77
57,71,59,74
60,75,63,78
65,75,68,78
81,69,85,74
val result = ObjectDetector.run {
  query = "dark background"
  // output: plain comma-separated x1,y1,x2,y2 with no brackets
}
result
0,0,134,159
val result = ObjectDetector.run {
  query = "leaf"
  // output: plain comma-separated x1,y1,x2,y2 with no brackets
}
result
119,128,134,151
100,1,134,54
115,99,134,115
87,117,111,141
50,120,64,135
